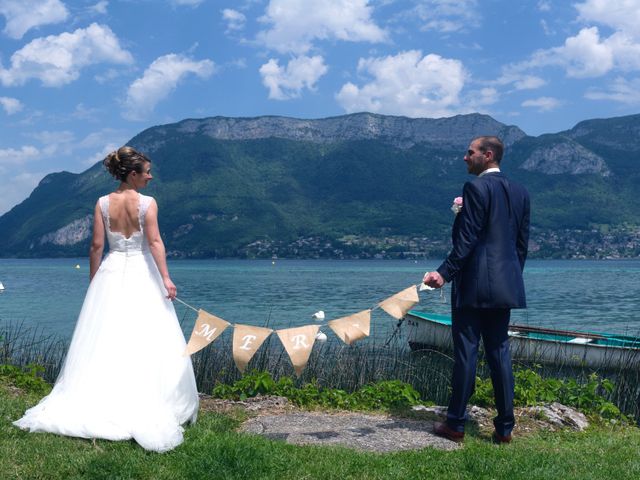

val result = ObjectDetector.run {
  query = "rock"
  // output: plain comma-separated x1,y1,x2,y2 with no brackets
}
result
411,405,446,415
519,140,610,176
39,215,93,246
468,405,492,423
524,402,589,431
198,393,290,415
243,395,289,411
171,113,526,151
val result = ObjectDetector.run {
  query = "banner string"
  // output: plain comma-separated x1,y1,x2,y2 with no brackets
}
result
175,281,428,329
174,296,199,313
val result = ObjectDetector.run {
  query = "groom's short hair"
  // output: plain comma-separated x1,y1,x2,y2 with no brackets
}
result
475,136,504,164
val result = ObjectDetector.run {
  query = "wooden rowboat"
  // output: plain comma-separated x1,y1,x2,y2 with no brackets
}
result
405,310,640,368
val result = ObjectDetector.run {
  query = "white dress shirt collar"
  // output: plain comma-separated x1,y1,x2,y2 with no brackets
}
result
479,167,501,177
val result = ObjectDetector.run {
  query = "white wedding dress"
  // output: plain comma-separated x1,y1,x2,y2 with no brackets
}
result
14,193,199,452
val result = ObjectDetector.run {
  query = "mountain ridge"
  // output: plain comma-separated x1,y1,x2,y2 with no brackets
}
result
1,112,638,259
141,112,527,151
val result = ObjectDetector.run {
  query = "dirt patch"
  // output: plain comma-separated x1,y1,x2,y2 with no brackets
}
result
199,394,590,452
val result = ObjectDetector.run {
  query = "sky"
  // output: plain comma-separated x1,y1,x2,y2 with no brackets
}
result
1,0,640,215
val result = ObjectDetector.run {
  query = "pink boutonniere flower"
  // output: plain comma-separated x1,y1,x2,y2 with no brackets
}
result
451,196,463,215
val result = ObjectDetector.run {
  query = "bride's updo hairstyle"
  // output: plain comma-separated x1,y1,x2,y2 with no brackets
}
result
103,146,151,182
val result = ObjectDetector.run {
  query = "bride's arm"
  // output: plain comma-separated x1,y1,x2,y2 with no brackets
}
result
89,201,105,281
145,199,177,300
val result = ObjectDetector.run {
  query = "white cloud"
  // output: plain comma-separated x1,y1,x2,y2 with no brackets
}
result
0,0,68,39
557,27,615,77
94,68,120,84
0,96,23,114
537,0,551,12
228,58,247,69
260,55,328,100
508,2,640,81
513,75,546,90
0,23,134,87
0,145,40,166
336,50,467,118
83,142,120,166
530,27,640,77
585,76,640,104
28,130,75,157
604,31,640,71
72,103,101,121
0,171,44,215
496,72,546,90
170,0,204,6
412,0,479,33
124,54,215,121
521,96,562,112
78,128,129,152
89,1,108,15
257,0,387,54
540,19,554,36
222,8,246,32
511,27,617,78
576,0,640,39
469,87,499,109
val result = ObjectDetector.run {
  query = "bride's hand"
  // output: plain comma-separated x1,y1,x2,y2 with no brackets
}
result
163,277,177,300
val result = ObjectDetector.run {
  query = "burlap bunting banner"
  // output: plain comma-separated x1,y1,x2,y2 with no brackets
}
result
328,309,371,345
378,285,419,320
182,283,423,375
184,309,230,355
276,324,320,376
232,324,273,373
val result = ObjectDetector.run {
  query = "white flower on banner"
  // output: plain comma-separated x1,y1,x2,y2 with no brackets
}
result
419,281,434,291
312,310,325,320
315,331,327,342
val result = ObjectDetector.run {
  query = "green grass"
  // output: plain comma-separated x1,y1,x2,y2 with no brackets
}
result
2,385,639,480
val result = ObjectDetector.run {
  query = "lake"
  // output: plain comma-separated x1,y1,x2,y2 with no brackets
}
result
1,258,639,341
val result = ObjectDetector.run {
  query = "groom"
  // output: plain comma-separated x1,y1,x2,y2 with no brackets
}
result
423,136,530,443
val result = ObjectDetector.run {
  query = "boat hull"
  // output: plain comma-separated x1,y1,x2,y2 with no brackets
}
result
406,311,640,368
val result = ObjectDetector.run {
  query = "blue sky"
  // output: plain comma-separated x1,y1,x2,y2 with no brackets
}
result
1,0,640,214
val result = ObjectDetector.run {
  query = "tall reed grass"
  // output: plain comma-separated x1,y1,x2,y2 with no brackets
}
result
2,318,639,420
0,320,67,381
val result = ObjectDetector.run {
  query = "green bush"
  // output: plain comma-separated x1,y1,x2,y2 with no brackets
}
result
354,380,422,409
211,371,422,411
470,368,623,420
0,363,51,396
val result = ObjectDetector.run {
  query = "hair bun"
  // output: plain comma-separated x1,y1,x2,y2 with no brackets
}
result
103,151,121,179
102,146,151,182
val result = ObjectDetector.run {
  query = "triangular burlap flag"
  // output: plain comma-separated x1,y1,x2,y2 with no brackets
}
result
232,324,273,373
184,309,230,356
378,285,419,319
328,309,371,345
276,324,320,376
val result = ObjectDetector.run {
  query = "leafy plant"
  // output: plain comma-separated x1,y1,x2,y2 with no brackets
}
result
211,371,422,411
469,367,624,420
354,380,422,409
0,363,51,396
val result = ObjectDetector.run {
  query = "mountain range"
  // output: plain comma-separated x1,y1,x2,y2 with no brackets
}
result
1,112,639,259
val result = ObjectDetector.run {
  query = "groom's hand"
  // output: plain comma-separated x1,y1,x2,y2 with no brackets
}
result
423,271,445,289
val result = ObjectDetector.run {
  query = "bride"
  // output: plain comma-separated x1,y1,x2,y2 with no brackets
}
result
14,146,199,452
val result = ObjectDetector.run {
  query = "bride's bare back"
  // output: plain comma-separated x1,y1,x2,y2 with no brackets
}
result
108,191,141,238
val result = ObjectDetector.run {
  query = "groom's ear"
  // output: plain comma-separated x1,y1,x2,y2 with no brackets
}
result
484,149,496,165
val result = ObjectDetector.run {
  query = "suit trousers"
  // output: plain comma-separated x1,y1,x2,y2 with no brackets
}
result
446,307,515,437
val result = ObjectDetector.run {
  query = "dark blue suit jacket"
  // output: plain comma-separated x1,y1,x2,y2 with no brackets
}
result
437,172,530,309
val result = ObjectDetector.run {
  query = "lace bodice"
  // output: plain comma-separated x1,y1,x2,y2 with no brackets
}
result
99,193,152,254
